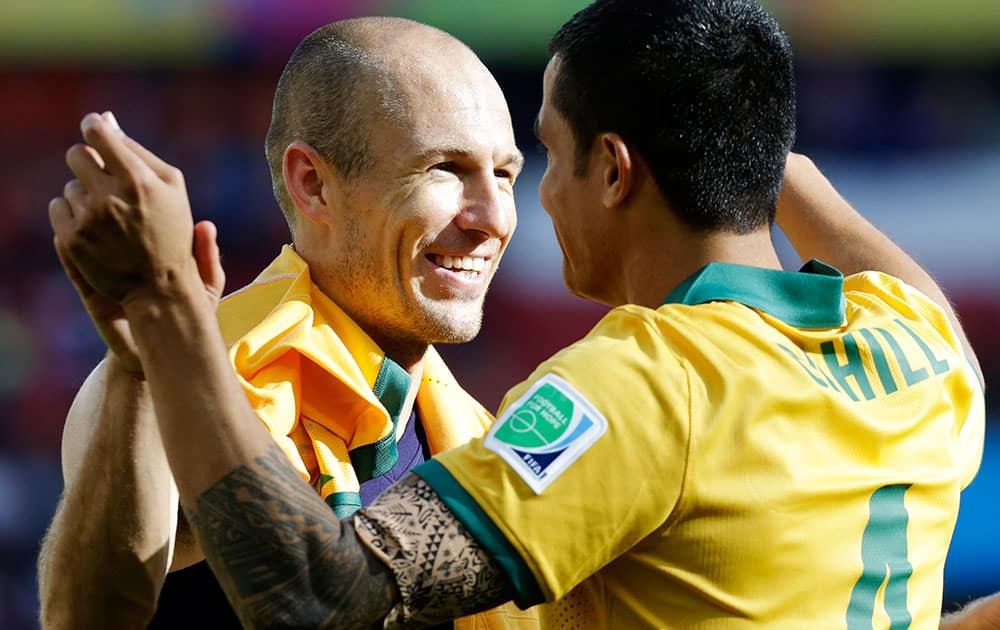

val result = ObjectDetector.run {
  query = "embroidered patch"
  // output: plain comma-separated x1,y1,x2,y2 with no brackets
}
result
485,373,607,494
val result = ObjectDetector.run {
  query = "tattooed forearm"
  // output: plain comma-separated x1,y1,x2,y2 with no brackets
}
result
183,444,398,629
355,474,515,627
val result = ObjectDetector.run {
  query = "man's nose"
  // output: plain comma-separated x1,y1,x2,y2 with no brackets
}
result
455,170,514,239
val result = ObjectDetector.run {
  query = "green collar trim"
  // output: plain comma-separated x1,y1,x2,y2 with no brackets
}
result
349,356,411,482
662,259,846,328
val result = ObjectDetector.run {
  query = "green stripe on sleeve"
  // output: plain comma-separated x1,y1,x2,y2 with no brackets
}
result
413,459,546,609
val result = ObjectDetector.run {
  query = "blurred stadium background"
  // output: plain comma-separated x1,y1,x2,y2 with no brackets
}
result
0,0,997,625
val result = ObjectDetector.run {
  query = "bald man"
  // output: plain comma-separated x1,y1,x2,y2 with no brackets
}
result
38,18,535,629
44,1,997,628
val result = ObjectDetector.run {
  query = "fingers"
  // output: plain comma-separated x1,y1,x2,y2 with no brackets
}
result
121,134,182,182
79,112,151,182
63,179,87,210
83,143,106,170
193,220,226,300
65,144,108,196
50,200,98,302
60,179,95,241
71,111,184,205
86,111,181,182
48,197,75,241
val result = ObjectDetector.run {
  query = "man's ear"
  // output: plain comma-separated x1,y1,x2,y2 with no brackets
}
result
284,141,336,225
597,132,634,209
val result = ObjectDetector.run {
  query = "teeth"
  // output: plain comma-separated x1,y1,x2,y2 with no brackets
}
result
435,254,486,273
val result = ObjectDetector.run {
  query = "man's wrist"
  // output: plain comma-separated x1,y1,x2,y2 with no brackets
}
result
121,266,217,357
120,263,208,321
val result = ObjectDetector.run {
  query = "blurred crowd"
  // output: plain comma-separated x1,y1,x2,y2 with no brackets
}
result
0,57,998,626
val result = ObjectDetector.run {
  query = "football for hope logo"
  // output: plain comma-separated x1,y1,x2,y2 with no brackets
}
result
486,373,607,494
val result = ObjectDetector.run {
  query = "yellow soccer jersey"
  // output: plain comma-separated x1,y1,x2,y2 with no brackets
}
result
416,260,984,629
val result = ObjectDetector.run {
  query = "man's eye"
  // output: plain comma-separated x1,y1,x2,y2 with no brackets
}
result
431,161,458,173
494,169,513,181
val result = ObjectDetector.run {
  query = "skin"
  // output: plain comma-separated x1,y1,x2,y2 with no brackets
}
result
37,19,522,628
48,112,513,626
775,151,982,385
536,55,784,309
37,123,225,628
941,593,1000,630
288,26,522,369
44,49,991,629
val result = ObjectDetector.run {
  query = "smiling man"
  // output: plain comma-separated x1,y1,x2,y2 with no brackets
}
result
45,0,989,628
38,17,534,629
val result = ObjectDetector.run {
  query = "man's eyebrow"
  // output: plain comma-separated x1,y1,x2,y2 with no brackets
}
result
414,145,524,171
413,145,473,163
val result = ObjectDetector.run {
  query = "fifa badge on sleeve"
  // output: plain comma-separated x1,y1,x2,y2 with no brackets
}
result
485,373,607,494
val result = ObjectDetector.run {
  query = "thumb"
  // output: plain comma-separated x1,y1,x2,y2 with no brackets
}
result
192,220,225,302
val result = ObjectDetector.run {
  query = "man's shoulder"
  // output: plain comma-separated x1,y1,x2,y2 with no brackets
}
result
843,269,936,312
843,270,961,350
520,305,688,399
572,302,709,355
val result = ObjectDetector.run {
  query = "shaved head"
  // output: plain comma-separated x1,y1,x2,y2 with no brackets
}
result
264,17,485,231
261,16,519,359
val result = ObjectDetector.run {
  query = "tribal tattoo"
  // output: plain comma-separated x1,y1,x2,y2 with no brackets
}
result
184,444,398,629
355,474,515,627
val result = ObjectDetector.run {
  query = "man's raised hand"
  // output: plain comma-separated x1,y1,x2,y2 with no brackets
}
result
50,112,225,374
50,111,206,306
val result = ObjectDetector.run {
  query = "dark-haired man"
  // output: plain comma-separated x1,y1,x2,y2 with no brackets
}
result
48,0,987,628
38,17,535,629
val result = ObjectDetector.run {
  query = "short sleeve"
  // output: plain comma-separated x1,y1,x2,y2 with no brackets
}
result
844,271,981,389
844,271,984,488
955,364,986,488
415,307,692,606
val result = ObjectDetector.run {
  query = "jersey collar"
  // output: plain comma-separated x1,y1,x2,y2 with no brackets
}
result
662,259,846,328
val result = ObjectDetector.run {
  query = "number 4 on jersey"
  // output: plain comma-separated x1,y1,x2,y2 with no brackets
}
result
846,484,913,630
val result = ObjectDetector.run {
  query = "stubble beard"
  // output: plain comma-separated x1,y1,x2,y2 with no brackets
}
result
410,292,485,346
332,226,486,353
341,269,486,354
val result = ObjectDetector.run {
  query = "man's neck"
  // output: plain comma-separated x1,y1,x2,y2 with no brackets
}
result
292,242,428,432
620,224,783,309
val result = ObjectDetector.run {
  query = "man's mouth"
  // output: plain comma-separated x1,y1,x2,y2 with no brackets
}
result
430,254,487,278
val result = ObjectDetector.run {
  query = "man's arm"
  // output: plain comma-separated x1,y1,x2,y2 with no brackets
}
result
38,355,183,629
942,593,1000,630
52,112,514,627
120,255,512,627
39,114,223,627
38,270,214,628
775,152,982,383
185,440,513,627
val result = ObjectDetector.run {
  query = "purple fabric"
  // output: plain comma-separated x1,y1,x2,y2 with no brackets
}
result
359,410,428,506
